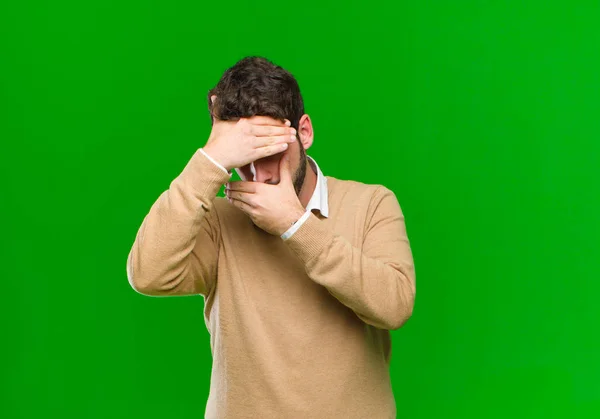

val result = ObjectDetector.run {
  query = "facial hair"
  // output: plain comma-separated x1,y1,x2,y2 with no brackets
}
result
292,138,308,196
250,140,308,233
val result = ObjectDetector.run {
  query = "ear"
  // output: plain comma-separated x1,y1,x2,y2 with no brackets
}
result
297,114,314,151
209,95,218,124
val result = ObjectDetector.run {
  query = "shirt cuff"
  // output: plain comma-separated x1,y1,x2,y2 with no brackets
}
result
281,209,311,240
199,148,232,176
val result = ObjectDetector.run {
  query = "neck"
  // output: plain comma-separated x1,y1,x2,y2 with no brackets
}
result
298,159,317,209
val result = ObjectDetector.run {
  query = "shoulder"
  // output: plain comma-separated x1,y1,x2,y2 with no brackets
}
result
326,176,402,227
326,175,394,205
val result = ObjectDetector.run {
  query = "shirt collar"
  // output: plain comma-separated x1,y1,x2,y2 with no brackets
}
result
305,155,329,218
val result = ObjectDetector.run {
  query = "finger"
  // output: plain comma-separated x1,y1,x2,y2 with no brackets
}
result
253,125,296,138
255,134,296,148
226,188,244,202
226,181,256,193
254,142,290,159
279,150,293,184
229,190,254,203
228,196,253,213
246,115,288,126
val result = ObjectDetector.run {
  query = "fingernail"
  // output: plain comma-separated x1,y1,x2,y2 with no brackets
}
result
285,120,291,126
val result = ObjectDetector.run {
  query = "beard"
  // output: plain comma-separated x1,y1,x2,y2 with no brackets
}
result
292,138,308,196
251,140,308,233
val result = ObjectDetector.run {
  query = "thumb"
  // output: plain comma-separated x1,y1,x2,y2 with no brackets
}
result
279,153,293,184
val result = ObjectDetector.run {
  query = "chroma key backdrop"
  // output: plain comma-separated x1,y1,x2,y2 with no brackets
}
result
2,1,599,418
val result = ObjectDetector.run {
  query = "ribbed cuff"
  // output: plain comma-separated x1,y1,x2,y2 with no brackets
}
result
281,209,311,240
282,212,335,264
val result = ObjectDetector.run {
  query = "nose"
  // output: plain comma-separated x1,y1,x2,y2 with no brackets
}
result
252,162,278,184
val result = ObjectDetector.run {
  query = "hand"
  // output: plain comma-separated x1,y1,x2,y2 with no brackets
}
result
203,113,297,172
225,148,306,236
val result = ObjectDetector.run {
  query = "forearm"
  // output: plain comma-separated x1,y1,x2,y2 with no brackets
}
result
126,149,231,296
283,188,416,330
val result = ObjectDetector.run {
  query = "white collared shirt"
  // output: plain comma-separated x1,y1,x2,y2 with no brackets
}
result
199,148,329,240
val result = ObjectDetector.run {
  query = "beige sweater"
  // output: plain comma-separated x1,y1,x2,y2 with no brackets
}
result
126,148,416,419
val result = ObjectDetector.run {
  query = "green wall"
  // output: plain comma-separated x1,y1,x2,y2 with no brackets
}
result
2,1,598,417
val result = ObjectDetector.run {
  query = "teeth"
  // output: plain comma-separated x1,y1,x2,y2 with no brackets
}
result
250,161,256,181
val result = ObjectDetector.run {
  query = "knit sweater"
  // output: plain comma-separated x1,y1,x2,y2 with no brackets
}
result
126,148,416,419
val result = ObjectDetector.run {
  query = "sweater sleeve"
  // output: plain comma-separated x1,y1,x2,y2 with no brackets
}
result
281,209,312,240
282,186,416,330
126,148,232,297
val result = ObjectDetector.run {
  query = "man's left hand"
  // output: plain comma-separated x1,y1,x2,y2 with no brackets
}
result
225,151,306,236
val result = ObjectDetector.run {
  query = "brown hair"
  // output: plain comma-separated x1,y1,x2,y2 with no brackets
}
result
207,56,305,130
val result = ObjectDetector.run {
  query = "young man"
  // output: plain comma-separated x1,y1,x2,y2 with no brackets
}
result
126,56,416,419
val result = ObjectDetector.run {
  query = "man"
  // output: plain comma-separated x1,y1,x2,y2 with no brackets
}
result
126,56,416,419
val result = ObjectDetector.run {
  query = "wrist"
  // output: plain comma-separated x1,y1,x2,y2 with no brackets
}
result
282,207,307,234
203,145,232,172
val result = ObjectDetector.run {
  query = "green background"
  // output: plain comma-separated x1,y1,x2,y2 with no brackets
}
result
2,0,599,417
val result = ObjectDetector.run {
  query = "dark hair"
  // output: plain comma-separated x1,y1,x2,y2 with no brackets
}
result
207,56,305,130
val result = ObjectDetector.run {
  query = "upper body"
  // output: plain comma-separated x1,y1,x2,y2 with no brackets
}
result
126,56,416,419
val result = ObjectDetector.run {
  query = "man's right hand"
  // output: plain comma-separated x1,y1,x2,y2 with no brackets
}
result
203,116,297,172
